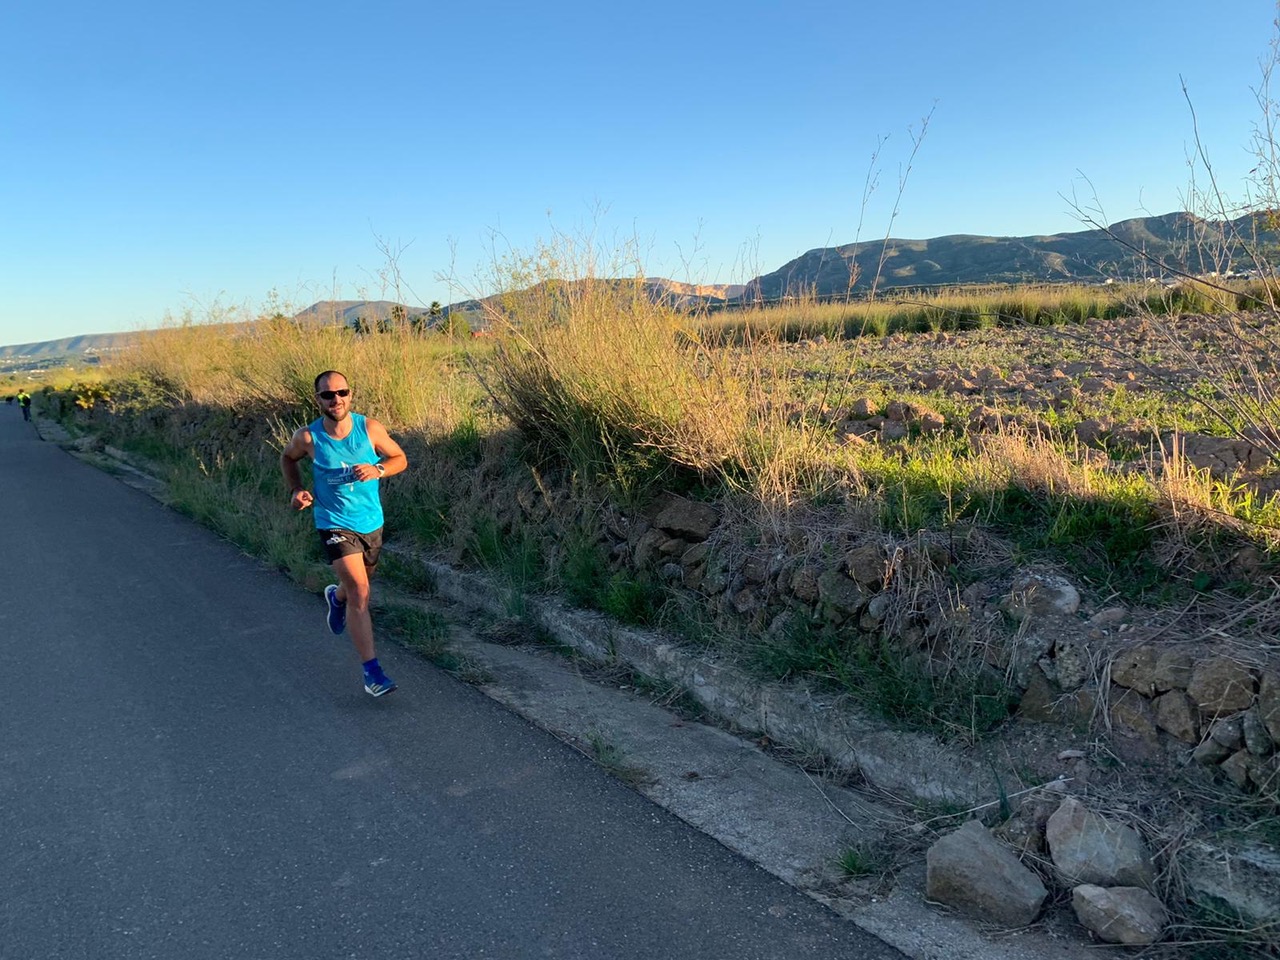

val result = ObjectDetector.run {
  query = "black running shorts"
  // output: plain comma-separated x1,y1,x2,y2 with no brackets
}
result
318,527,384,568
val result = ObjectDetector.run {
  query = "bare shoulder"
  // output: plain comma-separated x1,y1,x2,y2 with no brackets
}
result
363,416,393,442
365,416,406,458
281,424,314,460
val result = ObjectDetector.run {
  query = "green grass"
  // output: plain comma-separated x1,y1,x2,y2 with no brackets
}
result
599,570,665,625
750,620,1015,743
560,531,610,608
835,841,889,879
376,601,487,680
556,531,667,625
377,553,438,595
584,730,651,787
463,513,546,587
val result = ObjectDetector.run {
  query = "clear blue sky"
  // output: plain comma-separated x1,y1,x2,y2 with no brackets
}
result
1,1,1276,346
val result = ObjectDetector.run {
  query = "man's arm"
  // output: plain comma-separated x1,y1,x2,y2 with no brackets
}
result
280,427,314,511
350,417,407,482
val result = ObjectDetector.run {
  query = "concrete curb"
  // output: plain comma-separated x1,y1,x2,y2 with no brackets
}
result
388,546,1006,811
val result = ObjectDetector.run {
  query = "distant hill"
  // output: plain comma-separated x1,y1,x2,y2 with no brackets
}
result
291,300,435,327
5,215,1271,361
0,331,140,361
743,212,1278,300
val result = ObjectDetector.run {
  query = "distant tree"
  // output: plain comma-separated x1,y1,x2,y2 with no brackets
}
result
376,304,409,333
411,301,446,335
438,311,470,339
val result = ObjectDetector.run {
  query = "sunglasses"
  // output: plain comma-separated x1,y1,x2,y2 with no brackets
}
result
317,389,351,400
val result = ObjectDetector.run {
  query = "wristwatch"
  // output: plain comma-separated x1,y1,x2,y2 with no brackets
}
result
375,462,386,477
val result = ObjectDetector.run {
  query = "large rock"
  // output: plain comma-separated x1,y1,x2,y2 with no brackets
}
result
1244,706,1276,756
1111,644,1158,696
1259,670,1280,742
925,820,1047,927
1153,649,1194,692
1072,884,1167,945
1108,687,1160,757
816,569,871,621
1188,658,1257,715
1046,797,1155,889
1182,840,1280,928
1018,668,1062,723
788,564,821,602
1220,749,1253,789
1011,631,1055,688
1053,637,1092,689
1192,737,1234,765
1003,574,1081,622
843,543,887,588
1209,716,1245,750
653,497,719,542
1154,689,1199,743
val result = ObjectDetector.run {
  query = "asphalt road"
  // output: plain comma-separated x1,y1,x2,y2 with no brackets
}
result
0,408,904,960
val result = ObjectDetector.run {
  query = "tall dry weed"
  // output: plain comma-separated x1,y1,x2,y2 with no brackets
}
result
119,310,480,439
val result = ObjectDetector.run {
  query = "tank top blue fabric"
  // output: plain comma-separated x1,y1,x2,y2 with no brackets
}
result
310,413,383,533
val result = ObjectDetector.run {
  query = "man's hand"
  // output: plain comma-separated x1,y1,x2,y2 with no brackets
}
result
290,489,314,511
351,463,383,482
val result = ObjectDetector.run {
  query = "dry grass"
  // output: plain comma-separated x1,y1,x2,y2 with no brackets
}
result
58,249,1277,610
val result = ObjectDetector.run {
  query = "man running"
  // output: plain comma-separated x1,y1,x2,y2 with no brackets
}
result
280,370,408,697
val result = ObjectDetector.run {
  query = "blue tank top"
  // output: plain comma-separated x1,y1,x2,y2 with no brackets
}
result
310,413,383,533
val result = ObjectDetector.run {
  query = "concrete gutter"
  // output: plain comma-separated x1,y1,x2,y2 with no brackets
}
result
394,548,1007,810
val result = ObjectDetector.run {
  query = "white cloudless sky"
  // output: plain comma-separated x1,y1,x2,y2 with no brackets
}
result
1,0,1276,345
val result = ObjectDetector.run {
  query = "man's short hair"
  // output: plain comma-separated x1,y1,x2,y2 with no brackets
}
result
314,370,348,392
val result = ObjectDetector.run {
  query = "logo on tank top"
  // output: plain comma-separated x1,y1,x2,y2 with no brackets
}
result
327,461,358,488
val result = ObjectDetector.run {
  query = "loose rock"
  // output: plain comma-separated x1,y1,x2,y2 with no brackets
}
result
1046,797,1155,889
653,497,719,542
1259,671,1280,743
816,569,870,622
925,820,1047,927
1072,884,1167,945
844,543,886,588
1221,749,1253,789
1188,658,1257,716
1053,638,1092,690
1243,707,1275,756
1111,645,1158,696
1004,573,1081,621
1154,690,1200,743
1153,649,1194,692
1108,688,1160,757
1209,716,1245,751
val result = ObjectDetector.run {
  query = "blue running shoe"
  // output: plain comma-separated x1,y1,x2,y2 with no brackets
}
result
324,584,346,635
364,673,397,697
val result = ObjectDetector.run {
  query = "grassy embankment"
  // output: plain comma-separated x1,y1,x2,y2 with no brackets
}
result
42,274,1280,735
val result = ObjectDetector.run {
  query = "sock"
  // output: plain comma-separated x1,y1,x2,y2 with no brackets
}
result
362,657,382,678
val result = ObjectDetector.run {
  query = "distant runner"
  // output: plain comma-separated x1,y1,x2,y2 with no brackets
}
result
280,370,408,697
17,390,31,421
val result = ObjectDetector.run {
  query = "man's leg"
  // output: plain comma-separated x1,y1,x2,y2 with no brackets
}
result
331,553,375,663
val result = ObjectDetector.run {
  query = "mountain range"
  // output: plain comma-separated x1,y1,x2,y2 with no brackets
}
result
745,211,1275,300
5,212,1271,361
